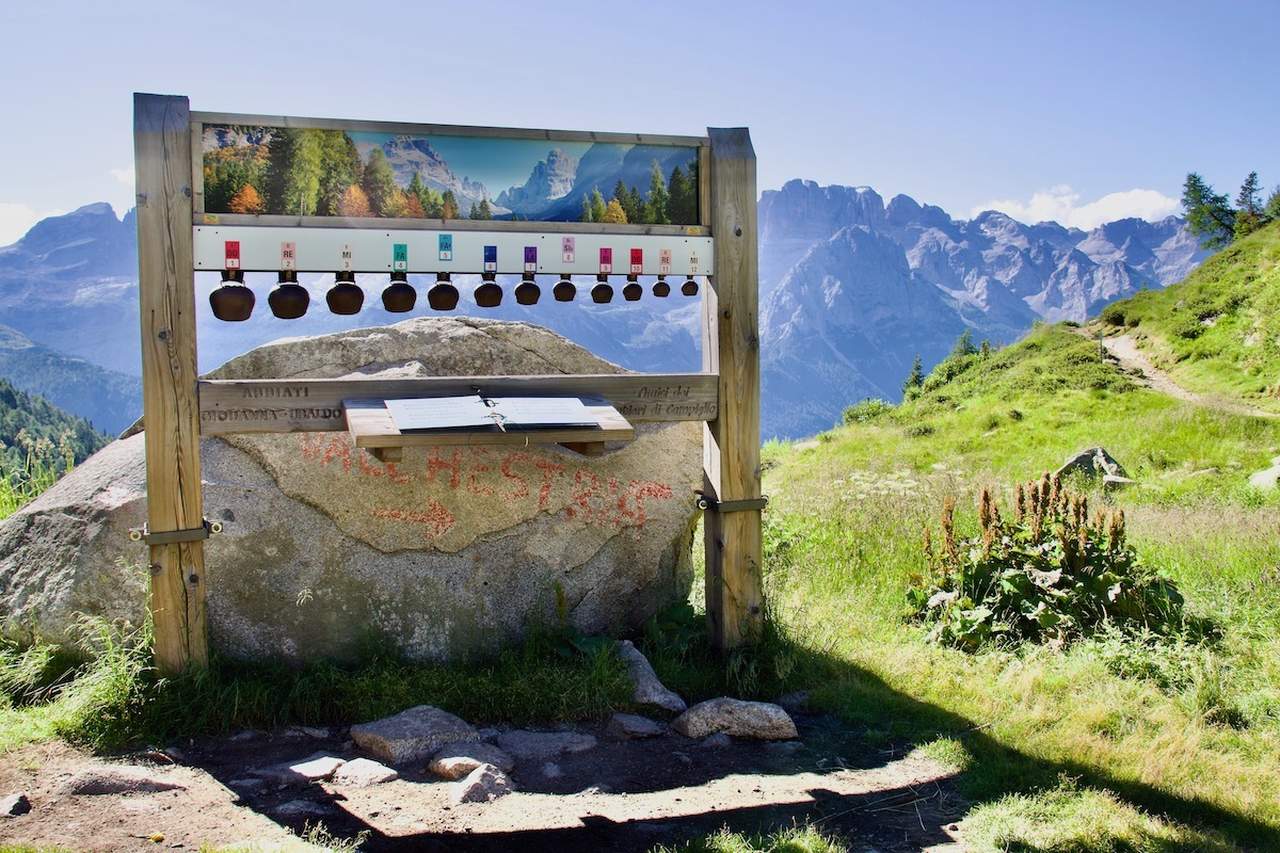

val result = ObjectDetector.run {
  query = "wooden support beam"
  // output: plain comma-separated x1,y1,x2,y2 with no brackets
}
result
701,128,764,650
198,373,718,434
134,93,208,674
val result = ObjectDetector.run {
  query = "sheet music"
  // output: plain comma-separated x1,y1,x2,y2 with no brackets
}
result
386,396,496,432
494,397,596,428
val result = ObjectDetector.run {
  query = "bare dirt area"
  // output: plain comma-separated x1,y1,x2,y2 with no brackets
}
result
0,712,966,852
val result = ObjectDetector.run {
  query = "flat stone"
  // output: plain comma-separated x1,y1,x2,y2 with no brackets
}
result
350,705,478,766
541,762,563,779
253,753,344,784
451,764,513,804
673,698,798,740
606,713,665,740
495,730,597,760
1055,446,1127,480
699,733,732,749
63,765,186,796
274,799,330,817
330,757,398,787
1,793,31,817
1249,464,1280,490
429,742,515,779
616,640,687,713
285,725,332,739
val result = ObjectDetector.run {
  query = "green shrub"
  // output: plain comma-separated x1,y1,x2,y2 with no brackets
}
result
907,474,1187,651
905,422,934,437
842,398,895,424
1101,304,1127,327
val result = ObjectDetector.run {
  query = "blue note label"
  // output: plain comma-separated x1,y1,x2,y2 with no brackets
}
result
438,234,453,261
484,245,497,272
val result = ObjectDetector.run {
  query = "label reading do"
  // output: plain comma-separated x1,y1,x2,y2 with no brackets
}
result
438,234,453,261
224,240,240,270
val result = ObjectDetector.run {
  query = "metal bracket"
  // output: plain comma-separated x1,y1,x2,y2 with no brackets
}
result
128,518,223,546
694,492,769,513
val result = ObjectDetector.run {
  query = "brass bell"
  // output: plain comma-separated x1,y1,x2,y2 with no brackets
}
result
268,269,309,319
210,269,255,322
427,273,459,311
553,275,575,302
475,272,503,308
591,274,613,304
652,275,671,297
622,275,643,302
381,271,417,313
326,271,364,315
515,275,540,305
681,276,699,296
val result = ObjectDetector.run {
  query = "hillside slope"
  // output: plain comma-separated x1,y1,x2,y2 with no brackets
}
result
1090,220,1280,414
0,377,107,469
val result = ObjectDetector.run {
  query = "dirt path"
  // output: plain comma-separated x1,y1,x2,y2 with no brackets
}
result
1085,329,1278,419
0,715,966,852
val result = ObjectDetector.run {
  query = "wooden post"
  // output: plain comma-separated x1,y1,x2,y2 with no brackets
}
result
134,93,208,673
701,128,763,650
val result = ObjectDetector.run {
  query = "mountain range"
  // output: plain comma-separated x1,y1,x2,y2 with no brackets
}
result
0,184,1209,439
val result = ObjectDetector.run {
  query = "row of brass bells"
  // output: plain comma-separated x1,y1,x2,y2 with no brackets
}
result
210,270,255,322
382,271,417,313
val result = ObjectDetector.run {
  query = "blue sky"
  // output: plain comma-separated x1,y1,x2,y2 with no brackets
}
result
1,0,1277,243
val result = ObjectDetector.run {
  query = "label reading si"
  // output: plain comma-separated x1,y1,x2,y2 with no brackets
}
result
483,245,498,272
598,247,613,274
629,248,643,274
659,248,671,275
393,243,408,272
280,241,296,271
438,234,453,261
340,244,353,272
224,240,240,270
524,246,537,272
562,236,575,264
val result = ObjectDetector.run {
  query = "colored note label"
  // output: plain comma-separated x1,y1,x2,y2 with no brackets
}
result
599,247,613,274
393,243,408,271
280,241,296,271
224,240,240,270
630,248,643,274
562,236,576,264
484,245,497,272
341,244,353,272
438,234,453,261
659,248,671,275
524,246,537,272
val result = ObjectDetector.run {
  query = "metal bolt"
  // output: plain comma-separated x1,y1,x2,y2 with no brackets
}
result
158,329,169,341
735,226,743,237
188,574,199,584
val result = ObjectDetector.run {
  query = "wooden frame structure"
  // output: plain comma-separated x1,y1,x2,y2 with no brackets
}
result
133,93,762,674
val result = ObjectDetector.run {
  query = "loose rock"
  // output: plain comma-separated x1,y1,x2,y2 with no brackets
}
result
451,764,513,804
605,713,665,740
63,765,186,796
699,733,732,749
495,730,597,761
350,705,477,765
429,742,515,779
331,757,398,787
673,698,798,740
1248,456,1280,491
541,762,563,779
274,799,330,817
253,753,344,785
1,793,31,817
616,640,687,713
1055,447,1127,480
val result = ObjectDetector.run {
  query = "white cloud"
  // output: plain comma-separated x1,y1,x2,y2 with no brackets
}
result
0,202,63,246
972,185,1180,231
110,166,135,186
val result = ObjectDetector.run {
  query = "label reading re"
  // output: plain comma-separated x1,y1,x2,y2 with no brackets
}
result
629,248,643,274
524,246,537,272
393,243,408,271
438,234,453,261
483,245,498,272
224,240,240,270
280,241,296,270
598,247,613,274
659,248,672,275
562,236,576,264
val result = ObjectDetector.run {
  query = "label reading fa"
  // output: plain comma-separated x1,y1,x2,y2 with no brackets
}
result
393,243,408,272
438,234,453,262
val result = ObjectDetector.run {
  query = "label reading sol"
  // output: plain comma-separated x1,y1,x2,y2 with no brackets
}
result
280,241,296,271
524,246,537,272
438,234,453,261
562,236,576,264
224,240,240,270
340,244,353,272
659,248,671,275
629,248,643,274
598,247,613,274
393,243,408,272
483,245,497,272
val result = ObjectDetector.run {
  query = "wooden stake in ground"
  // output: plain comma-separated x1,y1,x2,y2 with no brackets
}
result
701,128,764,649
134,93,208,673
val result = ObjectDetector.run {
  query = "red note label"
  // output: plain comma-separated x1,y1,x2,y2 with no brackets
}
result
224,240,240,270
630,248,643,274
280,241,296,271
599,247,612,274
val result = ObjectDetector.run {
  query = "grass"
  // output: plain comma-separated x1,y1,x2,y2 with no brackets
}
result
652,825,849,853
1093,219,1280,412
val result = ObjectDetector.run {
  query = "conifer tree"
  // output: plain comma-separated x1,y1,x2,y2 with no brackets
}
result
441,190,458,220
903,354,924,396
645,160,670,225
361,148,399,217
667,164,696,224
227,183,265,214
589,188,607,223
1182,172,1236,249
337,184,371,217
316,131,362,215
421,187,443,218
1234,172,1264,240
476,198,493,219
1266,187,1280,223
581,194,594,222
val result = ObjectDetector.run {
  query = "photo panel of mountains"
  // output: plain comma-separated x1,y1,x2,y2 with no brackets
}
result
202,124,700,225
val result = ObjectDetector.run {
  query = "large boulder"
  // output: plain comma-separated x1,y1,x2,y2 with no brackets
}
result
0,317,701,661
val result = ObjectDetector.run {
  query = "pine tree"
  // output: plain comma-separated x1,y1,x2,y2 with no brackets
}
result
645,161,670,225
227,183,265,214
602,198,628,224
581,194,594,222
1266,187,1280,224
980,339,992,357
902,354,924,397
361,148,399,217
337,184,371,217
407,171,427,213
950,329,977,358
612,180,634,222
441,190,458,220
263,127,324,216
401,189,425,219
316,131,362,215
469,201,479,219
1234,172,1264,240
589,188,607,223
1182,173,1236,249
667,164,696,224
477,198,493,220
421,187,443,218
